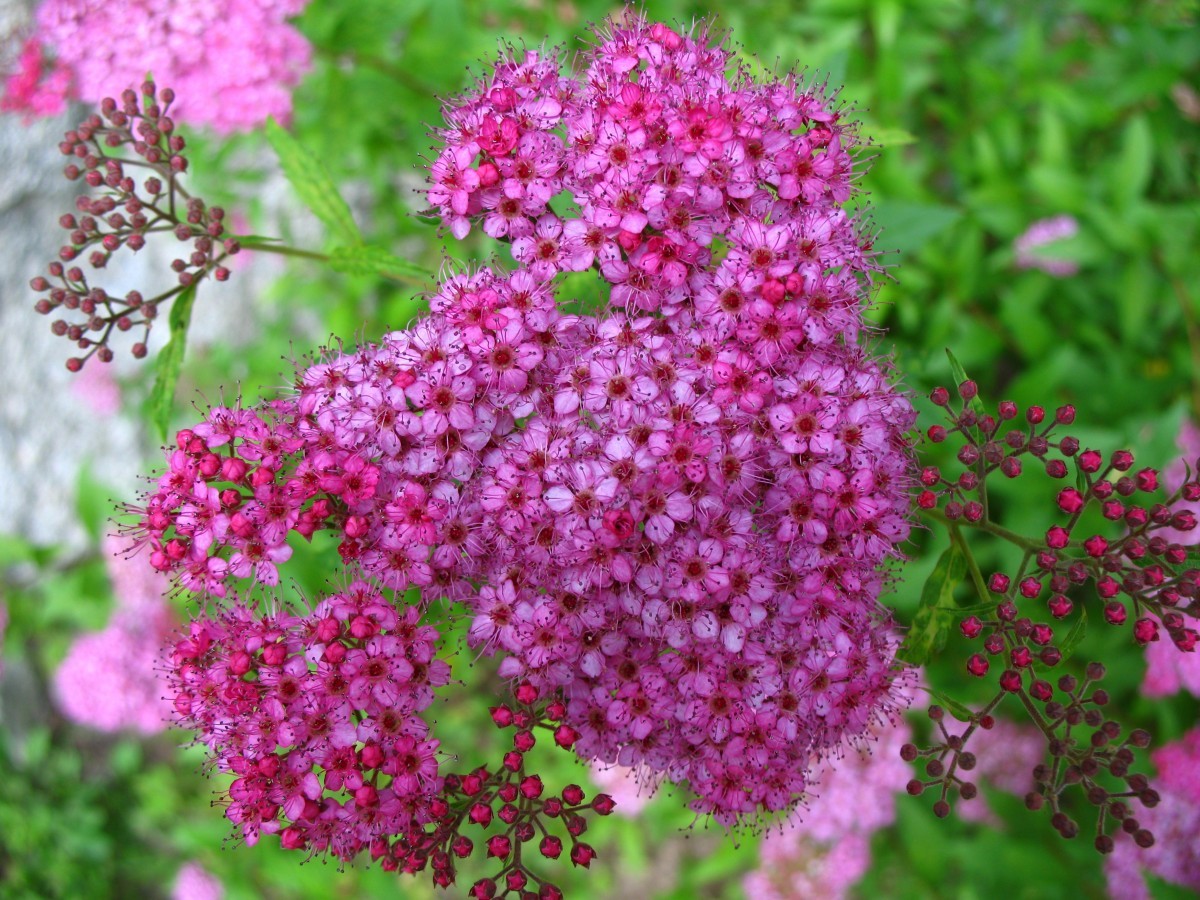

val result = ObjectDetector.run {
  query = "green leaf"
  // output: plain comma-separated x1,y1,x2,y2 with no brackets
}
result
148,282,198,442
1116,114,1154,206
1058,605,1088,662
74,464,111,545
867,125,917,147
327,243,428,281
0,533,37,566
872,200,962,257
264,117,361,246
945,348,986,416
229,233,286,246
899,541,967,665
925,687,976,723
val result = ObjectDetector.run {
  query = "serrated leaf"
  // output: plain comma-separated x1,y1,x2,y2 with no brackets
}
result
148,282,198,442
925,687,976,723
265,117,361,246
327,244,428,281
1058,604,1088,662
899,542,967,665
945,348,985,416
231,234,286,246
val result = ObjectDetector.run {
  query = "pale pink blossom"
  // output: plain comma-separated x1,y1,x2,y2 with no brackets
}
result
1014,215,1079,277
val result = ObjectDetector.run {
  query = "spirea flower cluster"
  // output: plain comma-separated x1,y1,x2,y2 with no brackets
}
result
128,13,917,892
168,581,448,852
7,0,311,133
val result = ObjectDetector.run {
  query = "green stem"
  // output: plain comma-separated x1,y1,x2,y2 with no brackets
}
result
948,523,990,605
234,238,428,288
924,506,1041,552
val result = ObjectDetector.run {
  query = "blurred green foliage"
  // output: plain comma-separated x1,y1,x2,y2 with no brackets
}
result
2,0,1198,897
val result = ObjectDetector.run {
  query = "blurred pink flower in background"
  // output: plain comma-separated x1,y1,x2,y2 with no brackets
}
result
68,359,121,417
171,861,224,900
5,0,312,133
1142,636,1200,698
1105,728,1200,899
1014,215,1079,277
954,718,1045,824
53,535,175,733
744,711,913,899
1,37,71,118
589,761,654,818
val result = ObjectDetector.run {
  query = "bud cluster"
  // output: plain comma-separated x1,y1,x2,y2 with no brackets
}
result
903,667,1159,852
922,382,1199,688
385,682,613,898
909,381,1199,852
29,79,237,370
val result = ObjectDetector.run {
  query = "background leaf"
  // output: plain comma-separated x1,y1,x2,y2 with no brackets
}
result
147,282,198,441
265,117,362,246
899,541,967,665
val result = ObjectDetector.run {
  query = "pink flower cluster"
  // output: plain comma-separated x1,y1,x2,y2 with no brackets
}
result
167,581,448,853
171,861,223,900
54,536,176,734
131,12,916,880
7,0,311,132
1105,727,1200,899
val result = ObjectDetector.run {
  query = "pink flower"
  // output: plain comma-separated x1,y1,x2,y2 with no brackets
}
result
1014,215,1079,277
745,709,913,899
171,861,223,900
1105,728,1200,898
54,539,176,734
588,762,653,817
1,38,72,118
137,12,919,841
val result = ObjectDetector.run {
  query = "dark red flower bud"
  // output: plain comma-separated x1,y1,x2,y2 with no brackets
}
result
570,843,597,868
1079,450,1103,472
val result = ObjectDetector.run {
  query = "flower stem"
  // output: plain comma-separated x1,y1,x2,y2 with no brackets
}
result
234,237,428,288
924,506,1041,552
